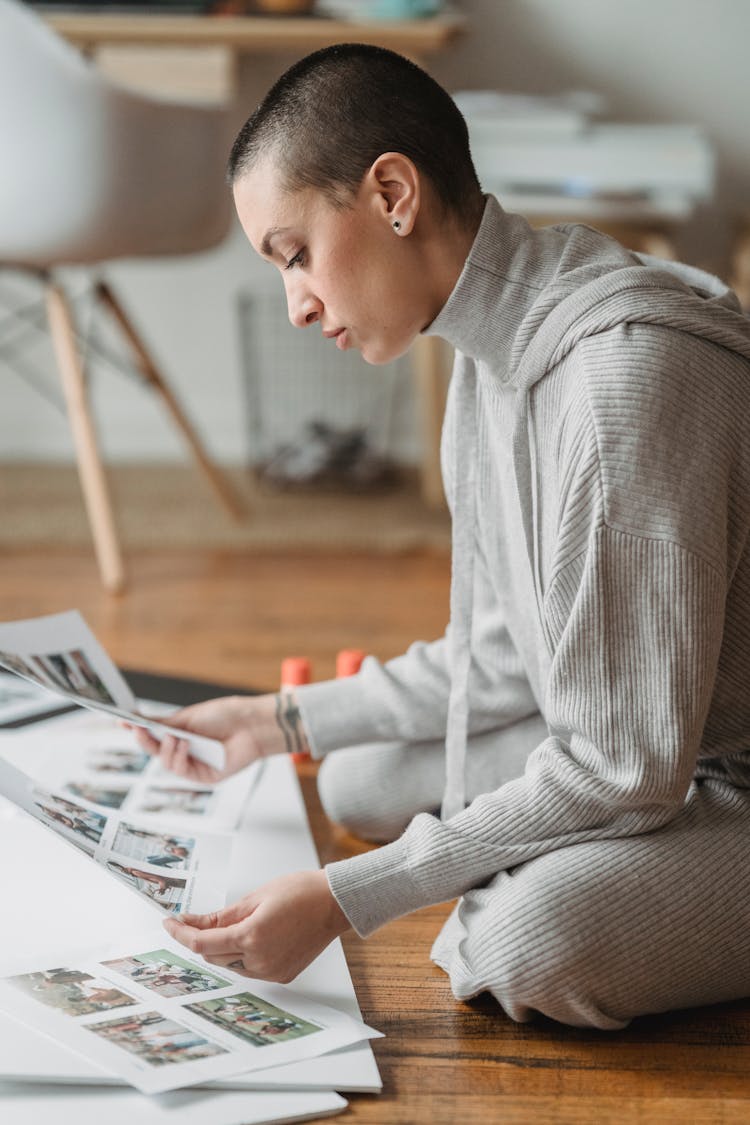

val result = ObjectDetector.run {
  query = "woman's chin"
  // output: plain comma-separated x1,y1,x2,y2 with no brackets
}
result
361,335,415,366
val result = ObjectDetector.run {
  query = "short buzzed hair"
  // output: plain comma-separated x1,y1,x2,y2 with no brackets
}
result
227,43,483,227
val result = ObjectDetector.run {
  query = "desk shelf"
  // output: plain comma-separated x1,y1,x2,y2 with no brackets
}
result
45,9,465,55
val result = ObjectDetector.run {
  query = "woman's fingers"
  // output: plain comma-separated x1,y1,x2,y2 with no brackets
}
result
164,915,245,959
124,716,218,781
126,724,161,756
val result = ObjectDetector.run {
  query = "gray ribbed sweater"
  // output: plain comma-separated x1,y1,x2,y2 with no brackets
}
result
297,196,750,938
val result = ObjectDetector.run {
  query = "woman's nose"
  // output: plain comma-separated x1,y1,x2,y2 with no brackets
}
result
287,284,321,329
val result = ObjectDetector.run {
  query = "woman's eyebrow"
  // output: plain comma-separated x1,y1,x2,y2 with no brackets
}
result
261,227,292,257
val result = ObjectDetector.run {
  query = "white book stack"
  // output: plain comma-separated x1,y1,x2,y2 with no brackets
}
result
453,89,715,221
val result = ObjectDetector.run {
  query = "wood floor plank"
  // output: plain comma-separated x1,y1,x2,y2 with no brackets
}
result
1,546,749,1122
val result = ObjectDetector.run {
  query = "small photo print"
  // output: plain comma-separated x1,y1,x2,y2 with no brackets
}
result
8,968,136,1017
0,651,43,684
185,992,322,1048
64,782,129,810
0,670,64,725
106,862,187,913
0,671,46,706
135,786,214,817
101,949,229,998
86,1010,228,1068
86,748,150,776
33,789,108,845
29,648,115,705
111,824,195,870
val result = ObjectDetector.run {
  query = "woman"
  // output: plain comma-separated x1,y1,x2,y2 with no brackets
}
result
137,44,750,1030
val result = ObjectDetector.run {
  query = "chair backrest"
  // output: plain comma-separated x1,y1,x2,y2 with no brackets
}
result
0,0,95,78
0,0,232,265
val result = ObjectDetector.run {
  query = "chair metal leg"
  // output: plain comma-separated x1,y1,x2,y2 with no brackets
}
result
45,282,126,594
95,280,245,521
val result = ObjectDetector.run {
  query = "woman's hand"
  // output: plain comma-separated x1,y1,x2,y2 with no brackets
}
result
127,692,308,784
163,870,350,984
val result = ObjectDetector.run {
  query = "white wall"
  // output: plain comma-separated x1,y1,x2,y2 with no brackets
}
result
1,223,264,463
2,0,747,464
432,0,750,270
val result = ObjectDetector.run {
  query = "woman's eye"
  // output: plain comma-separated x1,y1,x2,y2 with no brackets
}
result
285,250,305,270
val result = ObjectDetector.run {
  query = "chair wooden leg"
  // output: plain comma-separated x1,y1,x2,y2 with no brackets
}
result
95,281,245,521
730,218,750,312
411,335,450,510
45,283,126,594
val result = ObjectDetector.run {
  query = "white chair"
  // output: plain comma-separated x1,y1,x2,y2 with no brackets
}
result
0,0,243,592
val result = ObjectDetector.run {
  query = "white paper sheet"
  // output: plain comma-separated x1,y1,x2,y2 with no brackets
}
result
0,747,231,917
0,670,72,727
0,931,380,1096
0,1082,347,1125
0,722,383,1096
1,707,256,832
0,611,225,770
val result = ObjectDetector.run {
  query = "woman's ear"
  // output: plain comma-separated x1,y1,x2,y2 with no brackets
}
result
364,152,421,236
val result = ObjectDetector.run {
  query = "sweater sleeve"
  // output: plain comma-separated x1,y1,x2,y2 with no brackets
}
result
326,526,726,936
295,529,539,757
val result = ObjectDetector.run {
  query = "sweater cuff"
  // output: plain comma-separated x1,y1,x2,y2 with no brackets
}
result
294,673,387,759
325,836,429,938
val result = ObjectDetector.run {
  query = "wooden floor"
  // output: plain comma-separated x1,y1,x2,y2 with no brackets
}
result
2,545,750,1123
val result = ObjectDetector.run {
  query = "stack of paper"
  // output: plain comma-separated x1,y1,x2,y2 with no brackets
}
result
0,611,382,1123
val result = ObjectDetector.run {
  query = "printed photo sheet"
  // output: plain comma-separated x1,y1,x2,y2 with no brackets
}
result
0,931,381,1095
0,670,74,728
0,610,225,771
0,1084,348,1125
0,707,257,832
0,751,231,918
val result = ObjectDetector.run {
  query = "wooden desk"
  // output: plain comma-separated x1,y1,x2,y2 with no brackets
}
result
44,9,464,58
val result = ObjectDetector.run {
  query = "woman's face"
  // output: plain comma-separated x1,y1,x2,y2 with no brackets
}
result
232,158,439,365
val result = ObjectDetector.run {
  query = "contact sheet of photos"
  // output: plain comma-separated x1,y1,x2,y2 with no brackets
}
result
1,707,256,833
0,670,73,728
0,752,231,916
0,933,380,1094
0,610,225,770
0,611,381,1098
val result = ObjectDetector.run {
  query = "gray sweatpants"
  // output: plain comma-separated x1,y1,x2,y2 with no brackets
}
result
317,716,750,1029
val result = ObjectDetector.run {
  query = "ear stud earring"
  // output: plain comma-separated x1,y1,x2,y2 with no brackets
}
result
392,219,402,232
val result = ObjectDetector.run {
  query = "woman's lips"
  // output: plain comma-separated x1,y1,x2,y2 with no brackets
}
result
323,326,349,350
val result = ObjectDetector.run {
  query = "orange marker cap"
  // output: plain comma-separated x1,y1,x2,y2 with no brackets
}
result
336,649,366,678
280,657,311,688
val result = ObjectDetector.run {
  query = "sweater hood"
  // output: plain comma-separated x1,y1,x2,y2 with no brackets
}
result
430,194,750,821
